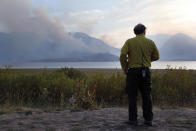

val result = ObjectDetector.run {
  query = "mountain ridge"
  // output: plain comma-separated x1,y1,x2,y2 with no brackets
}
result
0,32,120,62
1,31,196,62
160,33,196,61
69,32,120,56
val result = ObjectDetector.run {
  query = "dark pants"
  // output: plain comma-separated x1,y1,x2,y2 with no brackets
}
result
126,67,153,121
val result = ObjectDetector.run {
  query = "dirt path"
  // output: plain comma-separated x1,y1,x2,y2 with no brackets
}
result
0,107,195,131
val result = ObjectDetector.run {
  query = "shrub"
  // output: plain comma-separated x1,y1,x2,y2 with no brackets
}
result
70,80,96,110
55,67,87,79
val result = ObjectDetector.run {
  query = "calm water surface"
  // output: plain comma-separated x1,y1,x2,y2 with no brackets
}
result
0,61,196,69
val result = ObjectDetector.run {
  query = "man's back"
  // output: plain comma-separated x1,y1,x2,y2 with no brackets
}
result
120,34,159,73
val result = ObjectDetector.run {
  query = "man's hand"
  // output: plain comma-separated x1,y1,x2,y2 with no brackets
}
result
124,68,128,75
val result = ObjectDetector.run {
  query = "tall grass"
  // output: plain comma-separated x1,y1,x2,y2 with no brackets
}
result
0,67,195,109
152,67,196,106
0,68,77,106
87,72,126,106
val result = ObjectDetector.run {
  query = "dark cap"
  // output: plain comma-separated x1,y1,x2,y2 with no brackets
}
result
133,23,146,35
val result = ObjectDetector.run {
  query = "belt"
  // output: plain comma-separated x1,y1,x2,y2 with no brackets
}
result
128,67,149,71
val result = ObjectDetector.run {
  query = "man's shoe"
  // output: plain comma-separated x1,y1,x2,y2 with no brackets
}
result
126,120,138,126
143,121,152,126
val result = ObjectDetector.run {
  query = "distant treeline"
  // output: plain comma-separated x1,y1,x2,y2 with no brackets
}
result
0,67,195,109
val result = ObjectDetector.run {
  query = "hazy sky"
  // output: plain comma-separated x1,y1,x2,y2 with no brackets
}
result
2,0,196,48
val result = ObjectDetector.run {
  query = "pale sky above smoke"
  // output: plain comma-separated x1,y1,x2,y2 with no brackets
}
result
1,0,196,48
30,0,196,48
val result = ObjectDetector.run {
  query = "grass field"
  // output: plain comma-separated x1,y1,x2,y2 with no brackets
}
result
0,67,195,110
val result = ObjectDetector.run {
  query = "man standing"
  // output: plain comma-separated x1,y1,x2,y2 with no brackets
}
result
120,23,160,126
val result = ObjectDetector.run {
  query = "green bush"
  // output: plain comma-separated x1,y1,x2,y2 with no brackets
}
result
71,80,96,110
55,67,87,79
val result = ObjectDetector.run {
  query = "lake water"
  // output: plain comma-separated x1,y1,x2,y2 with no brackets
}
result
0,61,196,70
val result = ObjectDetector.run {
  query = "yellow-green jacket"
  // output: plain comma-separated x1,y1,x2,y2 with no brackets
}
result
120,34,160,73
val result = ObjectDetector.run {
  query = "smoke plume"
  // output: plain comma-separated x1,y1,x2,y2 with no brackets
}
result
0,0,91,62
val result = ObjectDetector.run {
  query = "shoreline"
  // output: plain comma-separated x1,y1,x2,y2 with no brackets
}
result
1,61,196,70
2,68,196,71
1,68,196,74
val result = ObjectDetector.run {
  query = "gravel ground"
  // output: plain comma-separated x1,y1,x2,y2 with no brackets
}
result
0,107,195,131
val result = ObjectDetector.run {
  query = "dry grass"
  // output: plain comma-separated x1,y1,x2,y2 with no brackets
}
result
0,67,195,109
